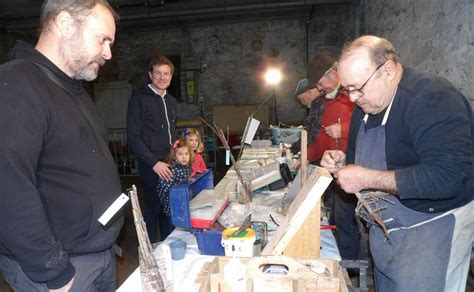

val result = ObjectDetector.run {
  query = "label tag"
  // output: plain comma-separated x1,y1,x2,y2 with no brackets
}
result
243,117,260,144
98,193,129,226
226,150,230,165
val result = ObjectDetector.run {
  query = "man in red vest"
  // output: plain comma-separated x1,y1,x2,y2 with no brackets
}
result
295,52,361,260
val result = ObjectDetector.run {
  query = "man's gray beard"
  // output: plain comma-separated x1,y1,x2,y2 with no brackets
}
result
74,61,99,81
325,88,338,99
62,40,101,81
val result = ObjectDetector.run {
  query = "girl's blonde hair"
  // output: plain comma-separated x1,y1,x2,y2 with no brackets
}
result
184,128,205,153
166,138,194,164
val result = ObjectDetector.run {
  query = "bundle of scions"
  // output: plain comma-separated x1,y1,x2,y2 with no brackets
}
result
129,185,167,291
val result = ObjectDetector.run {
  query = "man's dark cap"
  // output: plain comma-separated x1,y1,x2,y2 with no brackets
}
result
307,52,337,87
295,78,309,96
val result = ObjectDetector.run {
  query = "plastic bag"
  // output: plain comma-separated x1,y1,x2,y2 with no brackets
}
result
218,202,253,228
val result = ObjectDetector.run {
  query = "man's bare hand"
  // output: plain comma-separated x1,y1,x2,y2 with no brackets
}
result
334,164,368,193
337,166,398,194
324,123,341,139
321,150,346,173
153,161,173,181
293,159,301,171
297,87,322,107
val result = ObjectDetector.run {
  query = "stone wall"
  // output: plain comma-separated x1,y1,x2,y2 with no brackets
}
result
0,7,354,124
114,8,354,123
363,0,474,100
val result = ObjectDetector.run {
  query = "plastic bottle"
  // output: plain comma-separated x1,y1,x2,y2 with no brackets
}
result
223,247,247,291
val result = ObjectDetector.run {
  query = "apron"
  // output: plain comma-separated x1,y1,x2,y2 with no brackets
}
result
354,98,455,292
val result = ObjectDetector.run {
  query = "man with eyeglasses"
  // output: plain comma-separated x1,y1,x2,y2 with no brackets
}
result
321,35,473,291
294,52,358,260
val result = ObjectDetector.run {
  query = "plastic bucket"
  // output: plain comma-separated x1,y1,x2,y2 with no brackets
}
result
221,227,256,257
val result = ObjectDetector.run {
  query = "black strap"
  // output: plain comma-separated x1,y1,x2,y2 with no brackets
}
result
24,60,113,162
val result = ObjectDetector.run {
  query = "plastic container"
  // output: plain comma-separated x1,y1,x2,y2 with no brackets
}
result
194,228,225,256
169,169,214,229
223,257,247,291
189,189,228,229
251,221,268,254
221,227,256,257
169,239,187,261
268,163,292,191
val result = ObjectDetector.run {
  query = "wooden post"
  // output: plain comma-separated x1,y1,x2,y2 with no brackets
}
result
300,130,308,184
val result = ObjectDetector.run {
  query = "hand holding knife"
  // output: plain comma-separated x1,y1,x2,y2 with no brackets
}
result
328,151,343,170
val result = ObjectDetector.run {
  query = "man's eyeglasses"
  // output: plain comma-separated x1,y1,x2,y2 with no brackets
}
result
340,60,387,99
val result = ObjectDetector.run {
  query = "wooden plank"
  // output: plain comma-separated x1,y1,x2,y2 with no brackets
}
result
283,129,321,259
261,167,332,256
283,202,321,259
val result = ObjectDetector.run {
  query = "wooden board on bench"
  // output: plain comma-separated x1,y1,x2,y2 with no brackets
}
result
261,166,332,259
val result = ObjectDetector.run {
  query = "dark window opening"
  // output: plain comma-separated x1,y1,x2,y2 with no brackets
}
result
167,55,181,102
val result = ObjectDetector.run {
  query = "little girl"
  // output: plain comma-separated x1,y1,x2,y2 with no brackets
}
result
156,138,193,237
185,128,207,176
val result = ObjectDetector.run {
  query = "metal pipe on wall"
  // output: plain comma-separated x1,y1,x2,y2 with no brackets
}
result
305,5,315,65
354,0,363,37
119,1,351,21
3,0,353,32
